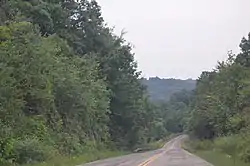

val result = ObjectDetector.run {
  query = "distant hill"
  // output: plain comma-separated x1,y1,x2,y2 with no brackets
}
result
142,77,196,102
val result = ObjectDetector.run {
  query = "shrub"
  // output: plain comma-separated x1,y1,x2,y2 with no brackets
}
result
238,133,250,162
13,138,54,164
191,140,213,150
213,136,239,164
239,147,250,163
212,135,250,163
0,137,15,163
214,136,238,152
56,133,83,155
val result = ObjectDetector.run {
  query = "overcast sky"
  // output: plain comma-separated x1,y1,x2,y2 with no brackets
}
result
97,0,250,79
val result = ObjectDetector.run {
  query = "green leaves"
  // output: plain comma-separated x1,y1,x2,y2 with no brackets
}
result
188,34,250,140
0,1,162,164
0,21,111,163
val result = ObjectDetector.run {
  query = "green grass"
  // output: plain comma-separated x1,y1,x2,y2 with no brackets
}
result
21,134,178,166
182,138,249,166
195,150,249,166
28,134,177,166
24,150,127,166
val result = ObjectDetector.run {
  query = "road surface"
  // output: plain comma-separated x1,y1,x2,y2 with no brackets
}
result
80,135,212,166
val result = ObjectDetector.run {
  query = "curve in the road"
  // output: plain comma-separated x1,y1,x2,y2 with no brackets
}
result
81,135,213,166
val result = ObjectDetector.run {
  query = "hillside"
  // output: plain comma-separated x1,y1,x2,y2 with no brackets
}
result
0,1,174,165
142,77,196,102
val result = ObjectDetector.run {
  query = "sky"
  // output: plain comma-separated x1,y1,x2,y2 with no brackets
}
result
97,0,250,79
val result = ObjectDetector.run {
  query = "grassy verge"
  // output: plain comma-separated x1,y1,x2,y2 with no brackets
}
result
21,134,179,166
195,150,249,166
182,138,249,166
24,150,127,166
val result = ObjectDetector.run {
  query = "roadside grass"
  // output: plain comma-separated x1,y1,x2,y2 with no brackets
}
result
24,150,127,166
195,150,249,166
182,138,249,166
21,134,178,166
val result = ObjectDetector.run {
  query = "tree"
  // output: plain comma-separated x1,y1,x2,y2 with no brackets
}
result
0,0,163,164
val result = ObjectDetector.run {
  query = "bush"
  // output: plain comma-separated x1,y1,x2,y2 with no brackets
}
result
203,135,250,163
13,138,54,164
214,136,238,150
213,136,239,164
238,133,250,162
191,140,213,150
56,133,83,155
0,137,15,164
239,147,250,163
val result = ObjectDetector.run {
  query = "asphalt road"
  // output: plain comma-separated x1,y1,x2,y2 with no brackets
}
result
80,135,213,166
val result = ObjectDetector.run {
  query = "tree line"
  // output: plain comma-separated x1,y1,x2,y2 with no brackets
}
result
147,31,250,164
142,77,196,102
3,0,250,165
185,35,250,163
0,0,167,165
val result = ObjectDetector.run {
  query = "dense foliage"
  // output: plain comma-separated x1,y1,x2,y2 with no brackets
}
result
187,35,250,163
141,77,196,137
0,0,169,165
142,77,196,102
3,0,250,165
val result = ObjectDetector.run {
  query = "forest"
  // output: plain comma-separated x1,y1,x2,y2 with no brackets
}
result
142,15,250,166
142,77,196,102
0,0,182,165
1,0,250,165
184,40,250,163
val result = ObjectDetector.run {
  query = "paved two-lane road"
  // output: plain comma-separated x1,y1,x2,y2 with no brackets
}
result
80,135,212,166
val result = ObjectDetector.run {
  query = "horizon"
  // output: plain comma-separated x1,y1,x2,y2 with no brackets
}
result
142,76,196,80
